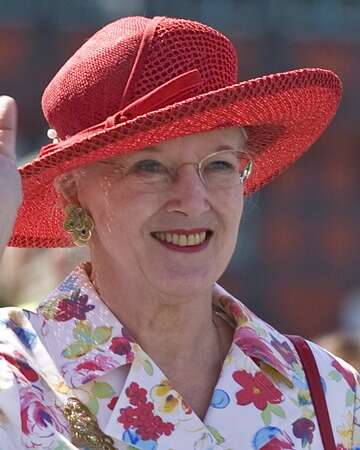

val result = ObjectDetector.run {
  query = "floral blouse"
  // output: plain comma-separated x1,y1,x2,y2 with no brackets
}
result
0,263,359,450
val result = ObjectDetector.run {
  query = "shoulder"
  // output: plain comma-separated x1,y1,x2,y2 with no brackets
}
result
0,306,41,386
306,340,360,446
307,339,359,394
0,308,32,448
0,306,40,352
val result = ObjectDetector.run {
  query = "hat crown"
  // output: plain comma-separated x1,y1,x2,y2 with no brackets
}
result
42,16,238,140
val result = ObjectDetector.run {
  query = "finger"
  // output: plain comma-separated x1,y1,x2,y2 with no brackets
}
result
0,96,17,161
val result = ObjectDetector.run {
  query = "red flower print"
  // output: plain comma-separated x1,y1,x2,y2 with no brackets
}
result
233,370,283,410
54,290,95,321
292,417,315,446
110,336,132,356
126,382,147,406
122,326,135,342
262,438,294,449
107,396,119,410
0,352,39,382
331,358,357,392
117,382,174,441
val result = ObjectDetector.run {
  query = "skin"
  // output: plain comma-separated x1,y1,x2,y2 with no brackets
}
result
61,127,247,417
0,97,246,416
0,96,22,256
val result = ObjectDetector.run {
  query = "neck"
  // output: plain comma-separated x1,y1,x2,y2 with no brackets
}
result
88,254,228,369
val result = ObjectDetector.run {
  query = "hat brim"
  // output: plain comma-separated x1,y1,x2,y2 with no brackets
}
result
11,68,341,247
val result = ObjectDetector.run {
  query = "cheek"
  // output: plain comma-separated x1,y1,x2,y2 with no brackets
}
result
220,190,244,229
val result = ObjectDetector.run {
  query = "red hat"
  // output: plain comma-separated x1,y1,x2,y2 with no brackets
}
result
11,16,342,248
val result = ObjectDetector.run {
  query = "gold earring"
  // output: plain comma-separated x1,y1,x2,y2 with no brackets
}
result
63,204,94,247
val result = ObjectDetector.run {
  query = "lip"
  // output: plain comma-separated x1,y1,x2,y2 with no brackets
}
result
154,228,210,235
150,228,213,253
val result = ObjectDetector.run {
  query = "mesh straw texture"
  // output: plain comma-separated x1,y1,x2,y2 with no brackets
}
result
10,16,342,247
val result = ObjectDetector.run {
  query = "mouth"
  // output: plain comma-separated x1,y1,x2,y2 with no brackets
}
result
151,229,213,252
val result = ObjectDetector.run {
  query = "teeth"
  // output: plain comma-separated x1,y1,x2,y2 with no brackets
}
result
154,231,208,246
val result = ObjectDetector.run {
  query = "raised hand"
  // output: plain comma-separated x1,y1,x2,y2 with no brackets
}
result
0,96,22,257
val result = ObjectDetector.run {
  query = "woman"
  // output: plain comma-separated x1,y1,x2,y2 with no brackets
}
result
0,16,359,450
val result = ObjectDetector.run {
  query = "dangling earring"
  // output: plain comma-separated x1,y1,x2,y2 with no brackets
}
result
63,204,94,247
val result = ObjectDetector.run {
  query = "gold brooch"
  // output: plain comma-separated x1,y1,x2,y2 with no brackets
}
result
63,397,116,449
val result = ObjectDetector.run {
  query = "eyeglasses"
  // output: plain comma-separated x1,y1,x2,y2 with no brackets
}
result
120,149,253,192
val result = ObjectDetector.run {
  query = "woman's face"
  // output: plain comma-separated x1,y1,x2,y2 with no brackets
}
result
73,127,246,296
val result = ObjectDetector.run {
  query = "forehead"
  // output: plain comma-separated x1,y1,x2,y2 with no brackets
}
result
80,126,247,174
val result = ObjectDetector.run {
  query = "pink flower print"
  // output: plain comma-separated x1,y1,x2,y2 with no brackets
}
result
233,370,283,410
234,327,288,374
19,387,68,449
270,334,298,366
62,354,119,386
331,358,357,392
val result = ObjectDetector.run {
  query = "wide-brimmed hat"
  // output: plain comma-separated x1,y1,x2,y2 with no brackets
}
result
10,16,342,248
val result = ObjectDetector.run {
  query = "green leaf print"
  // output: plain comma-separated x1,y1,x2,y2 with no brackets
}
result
207,425,225,444
267,403,285,418
63,321,113,359
92,326,113,345
62,341,92,359
329,370,342,382
253,324,267,338
54,443,72,450
73,320,92,341
261,405,272,425
293,362,305,378
86,396,99,415
91,381,115,399
143,359,154,376
345,388,355,407
303,407,315,419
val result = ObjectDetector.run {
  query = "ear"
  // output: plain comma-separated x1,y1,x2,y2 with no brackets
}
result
53,172,79,209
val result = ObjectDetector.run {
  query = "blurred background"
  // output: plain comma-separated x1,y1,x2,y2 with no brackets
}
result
0,0,359,344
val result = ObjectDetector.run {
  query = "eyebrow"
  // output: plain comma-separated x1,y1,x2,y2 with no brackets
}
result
140,146,161,153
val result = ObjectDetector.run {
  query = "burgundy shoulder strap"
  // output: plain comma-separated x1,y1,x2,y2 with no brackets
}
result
287,335,336,450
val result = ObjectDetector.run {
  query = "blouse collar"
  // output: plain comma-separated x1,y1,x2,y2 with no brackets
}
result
29,263,298,389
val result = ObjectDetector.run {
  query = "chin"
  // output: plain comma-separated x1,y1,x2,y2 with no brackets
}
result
152,266,217,297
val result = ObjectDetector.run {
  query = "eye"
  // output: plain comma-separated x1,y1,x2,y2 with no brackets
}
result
205,159,237,172
129,159,168,175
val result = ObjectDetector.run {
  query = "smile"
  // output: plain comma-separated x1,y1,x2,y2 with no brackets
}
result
151,229,212,252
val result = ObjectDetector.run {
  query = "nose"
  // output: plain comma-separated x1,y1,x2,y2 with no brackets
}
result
164,164,210,217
